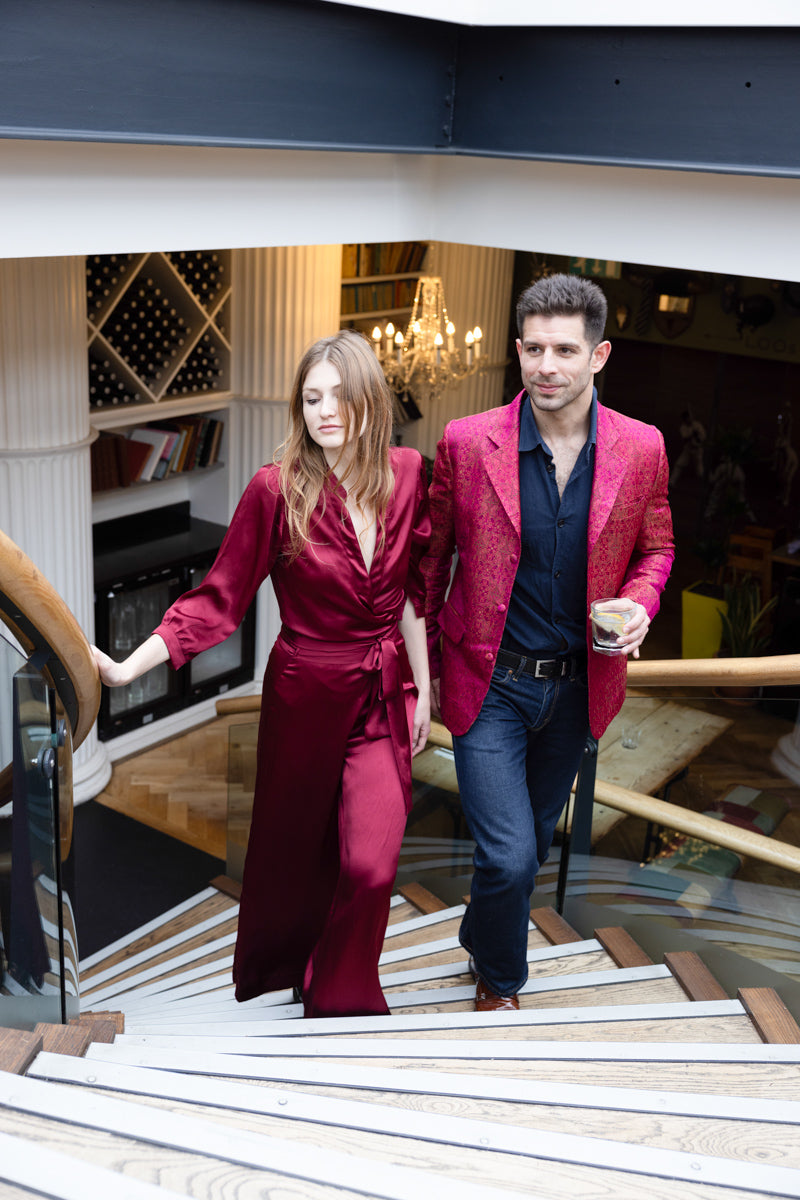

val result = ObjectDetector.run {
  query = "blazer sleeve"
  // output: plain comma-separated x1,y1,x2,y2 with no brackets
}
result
421,427,457,678
155,467,283,668
404,452,433,619
619,429,675,617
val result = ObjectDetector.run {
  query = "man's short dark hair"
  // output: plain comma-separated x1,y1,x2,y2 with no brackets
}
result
516,274,608,346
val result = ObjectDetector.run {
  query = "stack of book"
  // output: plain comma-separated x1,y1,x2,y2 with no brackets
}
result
90,416,224,493
340,278,420,316
341,242,427,278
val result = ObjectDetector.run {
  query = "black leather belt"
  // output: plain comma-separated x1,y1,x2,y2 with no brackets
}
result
495,649,586,680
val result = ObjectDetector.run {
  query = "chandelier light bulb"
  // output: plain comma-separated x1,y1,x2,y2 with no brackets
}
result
373,276,493,413
473,326,483,359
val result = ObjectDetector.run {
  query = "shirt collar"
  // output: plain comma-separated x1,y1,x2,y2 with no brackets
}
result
519,387,599,452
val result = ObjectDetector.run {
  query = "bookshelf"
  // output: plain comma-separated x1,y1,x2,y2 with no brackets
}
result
340,241,427,327
90,414,225,493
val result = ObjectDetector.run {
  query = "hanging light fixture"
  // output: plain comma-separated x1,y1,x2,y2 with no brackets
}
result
370,276,494,411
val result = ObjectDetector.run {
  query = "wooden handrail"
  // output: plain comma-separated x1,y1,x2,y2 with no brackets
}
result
216,695,261,717
590,777,800,875
216,653,800,722
628,654,800,687
0,530,100,750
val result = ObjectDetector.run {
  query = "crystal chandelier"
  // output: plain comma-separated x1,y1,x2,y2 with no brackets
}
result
371,276,492,410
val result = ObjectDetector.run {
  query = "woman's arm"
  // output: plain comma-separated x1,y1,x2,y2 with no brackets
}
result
91,634,170,688
398,596,430,757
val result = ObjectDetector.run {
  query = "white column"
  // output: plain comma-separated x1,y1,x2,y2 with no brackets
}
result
0,256,111,802
403,242,515,460
228,244,342,675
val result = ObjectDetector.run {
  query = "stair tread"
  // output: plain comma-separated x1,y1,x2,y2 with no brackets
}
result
80,891,238,980
59,891,800,1200
14,1061,799,1200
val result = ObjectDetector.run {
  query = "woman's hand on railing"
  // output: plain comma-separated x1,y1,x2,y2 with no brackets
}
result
90,645,130,688
90,634,170,688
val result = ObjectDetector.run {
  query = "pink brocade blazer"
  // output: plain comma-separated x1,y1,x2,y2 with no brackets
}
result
422,393,675,740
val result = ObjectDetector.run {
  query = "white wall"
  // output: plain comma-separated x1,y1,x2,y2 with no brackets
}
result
3,140,800,286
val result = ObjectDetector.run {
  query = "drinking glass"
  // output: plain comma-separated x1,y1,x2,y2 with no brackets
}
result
590,598,635,655
621,724,640,749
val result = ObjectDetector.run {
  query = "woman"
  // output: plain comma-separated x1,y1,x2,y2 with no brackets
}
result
92,329,431,1018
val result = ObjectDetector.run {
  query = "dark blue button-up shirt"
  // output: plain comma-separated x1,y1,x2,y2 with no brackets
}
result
500,391,597,657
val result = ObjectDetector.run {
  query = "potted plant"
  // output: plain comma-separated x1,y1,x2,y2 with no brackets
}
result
714,574,778,701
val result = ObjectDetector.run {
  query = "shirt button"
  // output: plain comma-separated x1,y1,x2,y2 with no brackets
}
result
547,462,555,473
554,570,561,579
557,519,565,528
497,603,506,613
485,651,493,661
510,553,518,563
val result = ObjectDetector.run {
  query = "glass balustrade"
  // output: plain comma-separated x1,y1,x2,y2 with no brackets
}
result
553,687,800,1015
225,720,259,883
223,679,800,1020
0,631,77,1027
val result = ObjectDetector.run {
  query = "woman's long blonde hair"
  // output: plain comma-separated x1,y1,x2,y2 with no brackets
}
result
277,329,395,561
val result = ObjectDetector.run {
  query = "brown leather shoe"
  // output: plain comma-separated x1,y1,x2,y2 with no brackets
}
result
475,977,520,1012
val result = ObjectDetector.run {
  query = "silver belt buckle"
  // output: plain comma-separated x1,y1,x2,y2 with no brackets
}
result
534,658,556,679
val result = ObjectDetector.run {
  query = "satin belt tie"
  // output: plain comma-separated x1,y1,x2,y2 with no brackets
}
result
359,633,413,810
279,627,412,805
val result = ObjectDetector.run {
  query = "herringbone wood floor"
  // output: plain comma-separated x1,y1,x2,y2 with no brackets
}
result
94,714,249,860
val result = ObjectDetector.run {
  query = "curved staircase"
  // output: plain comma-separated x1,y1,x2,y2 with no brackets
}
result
1,878,800,1199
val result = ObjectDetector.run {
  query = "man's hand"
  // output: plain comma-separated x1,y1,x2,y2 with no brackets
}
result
618,603,650,658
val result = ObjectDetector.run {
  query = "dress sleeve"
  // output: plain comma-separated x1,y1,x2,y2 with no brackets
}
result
155,467,283,668
404,452,432,619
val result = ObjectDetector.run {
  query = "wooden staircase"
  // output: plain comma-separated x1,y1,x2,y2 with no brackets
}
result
1,880,800,1199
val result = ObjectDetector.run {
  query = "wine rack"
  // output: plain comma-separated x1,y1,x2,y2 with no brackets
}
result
86,250,231,416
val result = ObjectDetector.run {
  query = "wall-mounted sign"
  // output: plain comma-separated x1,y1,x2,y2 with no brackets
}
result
569,258,622,280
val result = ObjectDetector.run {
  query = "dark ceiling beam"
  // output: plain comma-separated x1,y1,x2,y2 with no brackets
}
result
0,0,457,153
2,1,799,177
454,26,800,177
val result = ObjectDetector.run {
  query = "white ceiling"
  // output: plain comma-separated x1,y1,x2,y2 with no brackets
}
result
316,0,800,26
3,139,799,283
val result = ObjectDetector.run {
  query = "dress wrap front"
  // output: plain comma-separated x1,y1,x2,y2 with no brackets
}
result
154,447,430,1017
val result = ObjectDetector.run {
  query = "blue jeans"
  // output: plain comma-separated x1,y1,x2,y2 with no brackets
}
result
453,663,590,997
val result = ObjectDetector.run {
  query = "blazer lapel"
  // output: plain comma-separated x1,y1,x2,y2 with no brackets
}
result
588,404,628,556
484,394,523,535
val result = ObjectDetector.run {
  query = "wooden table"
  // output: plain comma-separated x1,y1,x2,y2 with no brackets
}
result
771,542,800,570
559,695,733,843
412,698,732,846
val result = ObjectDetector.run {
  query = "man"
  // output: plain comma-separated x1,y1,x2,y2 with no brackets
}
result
422,274,674,1012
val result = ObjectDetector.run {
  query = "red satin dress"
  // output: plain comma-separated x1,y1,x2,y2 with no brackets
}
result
155,447,431,1018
